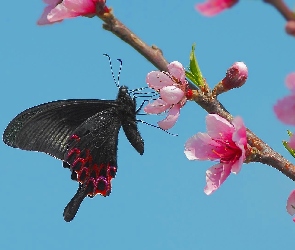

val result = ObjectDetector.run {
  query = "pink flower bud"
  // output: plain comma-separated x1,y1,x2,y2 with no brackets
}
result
222,62,248,90
286,21,295,37
212,62,248,96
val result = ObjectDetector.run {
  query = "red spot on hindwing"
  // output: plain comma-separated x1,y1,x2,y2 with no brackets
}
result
66,134,117,198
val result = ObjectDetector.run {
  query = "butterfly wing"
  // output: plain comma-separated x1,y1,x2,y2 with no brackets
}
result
3,99,117,159
62,108,122,221
64,108,121,196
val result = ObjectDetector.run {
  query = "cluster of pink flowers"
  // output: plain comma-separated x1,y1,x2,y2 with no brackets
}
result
144,62,248,195
184,114,247,194
144,61,192,130
38,0,109,25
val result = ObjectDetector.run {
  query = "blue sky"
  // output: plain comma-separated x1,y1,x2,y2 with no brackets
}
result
1,0,295,249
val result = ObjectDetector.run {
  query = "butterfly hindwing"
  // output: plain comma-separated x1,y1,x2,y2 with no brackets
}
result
64,108,121,198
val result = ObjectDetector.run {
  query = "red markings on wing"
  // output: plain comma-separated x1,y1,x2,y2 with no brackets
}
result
66,134,117,197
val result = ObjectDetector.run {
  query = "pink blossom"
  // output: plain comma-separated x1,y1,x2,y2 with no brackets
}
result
195,0,238,16
38,0,108,25
184,114,247,195
274,73,295,125
144,61,192,130
286,190,295,222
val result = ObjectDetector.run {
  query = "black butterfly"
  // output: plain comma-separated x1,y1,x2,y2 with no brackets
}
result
3,85,144,222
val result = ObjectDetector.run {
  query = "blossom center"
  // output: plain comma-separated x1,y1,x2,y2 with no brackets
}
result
212,139,242,164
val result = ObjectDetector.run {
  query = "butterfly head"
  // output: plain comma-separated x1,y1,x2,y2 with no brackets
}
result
117,85,136,107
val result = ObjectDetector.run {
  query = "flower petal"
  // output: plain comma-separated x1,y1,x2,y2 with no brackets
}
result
204,163,231,195
48,0,96,22
158,104,180,130
274,95,295,125
167,61,185,82
231,116,247,173
48,3,80,21
184,133,222,161
160,86,184,105
38,5,59,25
146,71,174,90
43,0,61,4
195,0,238,17
62,0,96,12
206,114,234,140
232,116,247,146
286,73,295,92
37,0,62,25
289,134,295,149
144,99,169,114
286,190,295,217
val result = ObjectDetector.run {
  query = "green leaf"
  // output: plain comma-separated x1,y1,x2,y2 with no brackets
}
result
185,70,199,86
283,140,295,158
283,130,295,158
186,44,203,87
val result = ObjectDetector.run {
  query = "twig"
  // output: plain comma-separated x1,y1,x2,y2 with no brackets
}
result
264,0,295,20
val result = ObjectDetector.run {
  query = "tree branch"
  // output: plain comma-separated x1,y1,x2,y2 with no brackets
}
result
98,11,295,181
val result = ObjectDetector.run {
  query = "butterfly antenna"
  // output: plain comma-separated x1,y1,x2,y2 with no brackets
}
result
137,119,178,136
63,184,88,222
133,93,158,99
117,58,123,87
129,86,149,92
103,54,119,88
131,87,158,95
131,89,158,100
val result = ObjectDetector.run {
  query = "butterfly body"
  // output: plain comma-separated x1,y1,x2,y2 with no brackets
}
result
3,86,144,221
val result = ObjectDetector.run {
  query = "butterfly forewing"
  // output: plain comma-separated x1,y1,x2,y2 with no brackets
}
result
3,99,117,158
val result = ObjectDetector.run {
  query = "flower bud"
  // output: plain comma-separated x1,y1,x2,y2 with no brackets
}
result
223,62,248,89
213,62,248,96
